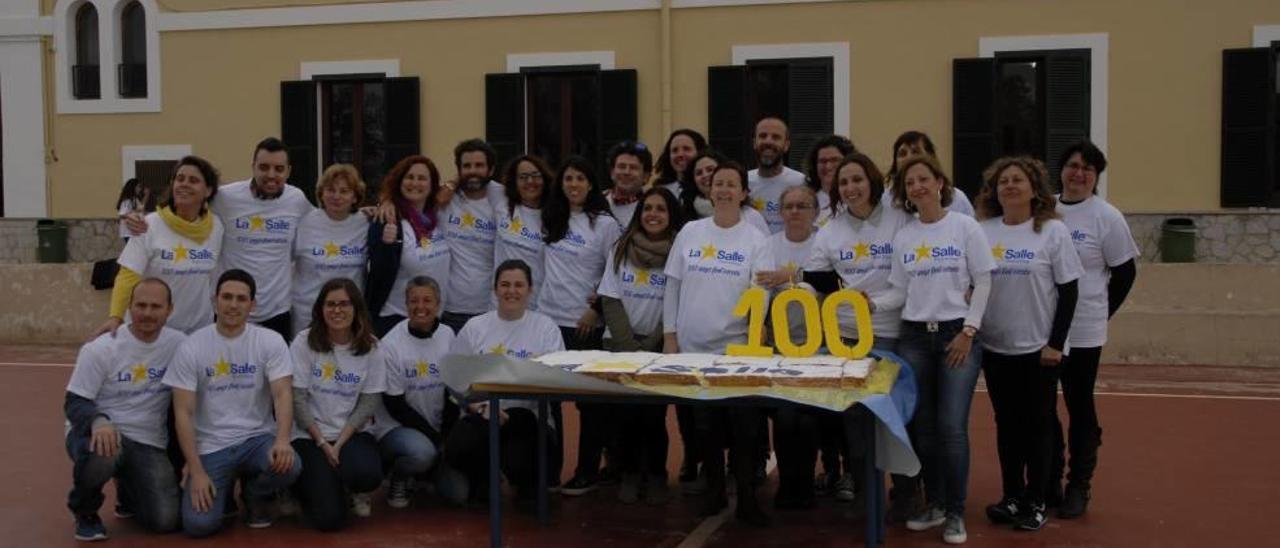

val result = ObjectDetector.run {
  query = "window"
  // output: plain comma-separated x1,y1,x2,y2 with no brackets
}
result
119,1,146,98
953,49,1090,197
281,77,419,203
1220,44,1278,207
485,68,636,176
73,2,100,100
134,159,176,205
707,57,834,169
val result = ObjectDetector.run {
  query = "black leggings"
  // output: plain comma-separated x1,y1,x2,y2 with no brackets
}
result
617,404,669,477
443,408,556,496
774,407,821,500
1050,346,1104,489
983,350,1059,504
290,433,382,532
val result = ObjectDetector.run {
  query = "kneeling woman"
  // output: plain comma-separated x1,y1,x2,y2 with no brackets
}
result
290,278,387,530
975,157,1081,531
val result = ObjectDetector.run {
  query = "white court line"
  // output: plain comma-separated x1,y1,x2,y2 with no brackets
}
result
0,361,74,369
676,450,777,548
973,387,1280,402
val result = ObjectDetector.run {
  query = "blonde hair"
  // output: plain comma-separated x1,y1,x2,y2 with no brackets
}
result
315,164,366,211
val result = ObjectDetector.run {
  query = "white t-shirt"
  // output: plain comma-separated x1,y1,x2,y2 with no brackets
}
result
452,310,565,415
1056,196,1141,347
494,204,546,309
658,181,683,201
606,192,640,227
212,181,313,321
979,219,1085,354
369,320,455,439
289,330,387,441
888,212,996,323
443,194,499,315
748,166,808,234
381,219,451,319
536,211,622,327
291,209,369,333
118,201,137,238
117,211,224,334
598,248,668,338
814,192,834,228
162,324,293,455
805,205,911,339
742,206,771,235
754,231,817,345
66,327,186,449
665,217,765,353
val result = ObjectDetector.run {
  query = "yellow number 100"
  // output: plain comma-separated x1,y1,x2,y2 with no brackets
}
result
725,287,874,359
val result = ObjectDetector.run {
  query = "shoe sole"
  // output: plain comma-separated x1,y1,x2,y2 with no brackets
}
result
943,533,968,544
1015,522,1047,531
73,533,108,541
387,499,410,509
834,491,855,502
906,518,947,531
559,487,596,496
246,521,273,529
985,509,1018,524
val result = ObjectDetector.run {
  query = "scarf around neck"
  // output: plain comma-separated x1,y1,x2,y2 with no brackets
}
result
627,230,673,270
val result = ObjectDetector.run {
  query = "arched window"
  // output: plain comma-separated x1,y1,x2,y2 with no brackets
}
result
72,2,100,99
119,1,146,98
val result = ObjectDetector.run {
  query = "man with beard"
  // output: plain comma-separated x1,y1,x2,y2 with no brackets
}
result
603,141,653,225
439,138,502,334
747,117,808,234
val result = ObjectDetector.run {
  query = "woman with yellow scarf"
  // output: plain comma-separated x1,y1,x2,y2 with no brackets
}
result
94,156,223,336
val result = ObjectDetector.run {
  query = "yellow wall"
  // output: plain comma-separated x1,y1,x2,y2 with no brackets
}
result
43,0,1280,216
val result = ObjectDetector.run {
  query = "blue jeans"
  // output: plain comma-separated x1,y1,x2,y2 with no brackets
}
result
379,427,468,505
181,433,302,537
897,320,981,517
66,432,179,532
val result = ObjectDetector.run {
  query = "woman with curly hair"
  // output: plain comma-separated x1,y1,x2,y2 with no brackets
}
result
974,157,1082,532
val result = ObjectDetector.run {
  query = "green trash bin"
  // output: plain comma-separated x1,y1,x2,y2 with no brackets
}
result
1159,217,1196,263
36,219,69,263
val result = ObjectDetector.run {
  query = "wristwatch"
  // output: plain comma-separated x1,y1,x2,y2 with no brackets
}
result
961,325,978,338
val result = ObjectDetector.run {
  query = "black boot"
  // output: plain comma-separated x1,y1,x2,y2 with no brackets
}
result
1058,483,1090,519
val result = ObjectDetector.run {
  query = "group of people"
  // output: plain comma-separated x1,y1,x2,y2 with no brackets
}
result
65,119,1138,544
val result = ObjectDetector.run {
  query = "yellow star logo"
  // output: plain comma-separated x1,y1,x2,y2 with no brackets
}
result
324,241,340,257
853,241,871,261
699,243,718,260
418,235,432,249
508,216,524,234
320,361,337,382
488,343,507,356
633,269,651,286
213,356,231,378
783,261,799,272
991,242,1007,261
913,242,932,261
461,212,476,228
751,198,766,211
415,361,431,377
248,215,265,232
131,363,148,384
171,243,188,264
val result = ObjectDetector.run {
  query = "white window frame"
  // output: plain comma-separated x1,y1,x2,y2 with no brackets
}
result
55,0,162,114
506,51,615,73
121,145,191,186
979,33,1109,197
1254,25,1280,47
730,42,850,136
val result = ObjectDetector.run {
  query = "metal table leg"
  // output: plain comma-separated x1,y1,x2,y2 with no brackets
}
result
489,396,502,548
537,398,550,525
863,412,884,545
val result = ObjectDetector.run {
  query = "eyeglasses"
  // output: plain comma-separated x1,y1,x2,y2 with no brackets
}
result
324,300,354,309
782,203,815,211
517,172,544,181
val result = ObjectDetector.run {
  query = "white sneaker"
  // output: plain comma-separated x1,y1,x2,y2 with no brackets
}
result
350,493,372,518
906,506,947,531
387,479,412,509
834,473,856,502
943,515,967,544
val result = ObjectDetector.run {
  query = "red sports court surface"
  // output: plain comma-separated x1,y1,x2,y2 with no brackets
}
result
3,343,1278,547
